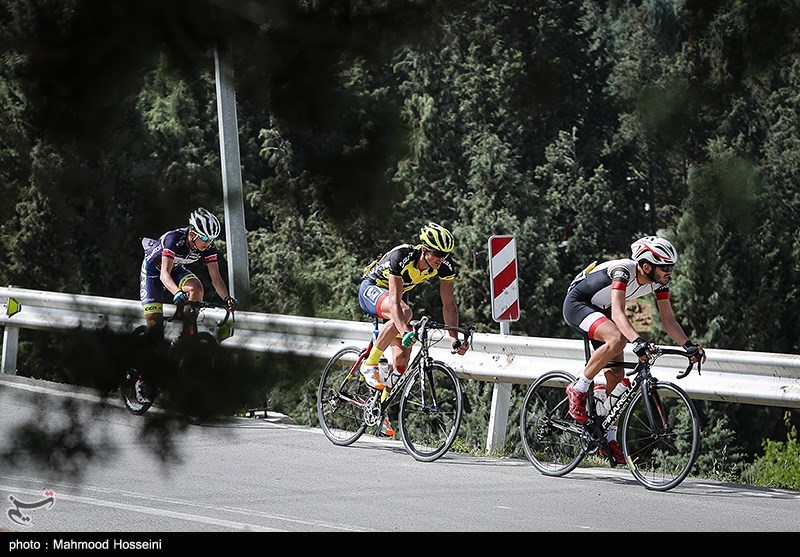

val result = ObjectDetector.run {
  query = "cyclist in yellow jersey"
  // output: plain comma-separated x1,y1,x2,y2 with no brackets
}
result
357,222,470,436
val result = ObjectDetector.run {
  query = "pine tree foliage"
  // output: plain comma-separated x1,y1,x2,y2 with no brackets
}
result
1,0,799,471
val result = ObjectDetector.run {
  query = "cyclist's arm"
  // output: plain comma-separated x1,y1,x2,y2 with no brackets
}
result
440,279,468,354
207,261,231,302
656,297,690,346
609,286,640,342
657,297,706,362
159,256,182,297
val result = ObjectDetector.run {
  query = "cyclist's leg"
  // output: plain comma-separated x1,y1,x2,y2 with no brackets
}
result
377,296,412,397
136,266,167,403
140,263,165,338
176,270,203,301
358,280,411,365
374,287,412,354
172,269,201,334
563,297,625,423
357,281,391,390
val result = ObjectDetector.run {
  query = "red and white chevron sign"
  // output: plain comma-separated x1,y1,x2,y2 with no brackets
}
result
488,235,520,322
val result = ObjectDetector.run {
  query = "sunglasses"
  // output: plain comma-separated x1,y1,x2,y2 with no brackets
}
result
193,232,211,243
657,264,674,272
430,249,450,259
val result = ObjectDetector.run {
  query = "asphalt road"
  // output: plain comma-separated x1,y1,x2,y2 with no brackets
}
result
0,373,798,537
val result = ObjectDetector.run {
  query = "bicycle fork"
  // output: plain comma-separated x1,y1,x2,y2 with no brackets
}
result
415,358,441,413
641,380,668,435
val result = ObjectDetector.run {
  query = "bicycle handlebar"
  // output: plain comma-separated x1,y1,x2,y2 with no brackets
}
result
625,346,702,379
170,300,234,327
408,316,476,352
659,347,702,379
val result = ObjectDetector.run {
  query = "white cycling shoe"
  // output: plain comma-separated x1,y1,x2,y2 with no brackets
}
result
359,363,385,390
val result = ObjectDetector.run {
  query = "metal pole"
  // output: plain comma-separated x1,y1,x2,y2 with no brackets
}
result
485,320,512,454
214,40,251,309
1,326,18,375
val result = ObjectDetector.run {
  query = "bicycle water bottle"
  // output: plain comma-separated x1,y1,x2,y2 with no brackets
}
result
593,385,608,416
378,357,391,384
604,378,631,413
384,367,404,391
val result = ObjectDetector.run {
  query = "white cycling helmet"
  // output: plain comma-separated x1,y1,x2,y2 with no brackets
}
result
630,236,677,266
188,207,221,240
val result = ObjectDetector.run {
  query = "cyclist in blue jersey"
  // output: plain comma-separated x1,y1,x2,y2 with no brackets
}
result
357,222,470,437
562,235,706,463
136,207,238,403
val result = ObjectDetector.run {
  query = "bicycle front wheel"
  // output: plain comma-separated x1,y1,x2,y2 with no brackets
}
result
317,347,371,446
399,361,463,462
621,381,700,492
121,326,153,415
172,331,220,423
519,370,585,476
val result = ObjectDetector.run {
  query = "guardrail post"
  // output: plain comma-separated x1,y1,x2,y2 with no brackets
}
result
2,326,18,375
485,321,512,454
485,382,511,454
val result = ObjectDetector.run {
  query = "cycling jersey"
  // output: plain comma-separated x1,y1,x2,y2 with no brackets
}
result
359,244,455,319
563,258,669,339
142,227,219,274
363,244,455,291
139,228,220,314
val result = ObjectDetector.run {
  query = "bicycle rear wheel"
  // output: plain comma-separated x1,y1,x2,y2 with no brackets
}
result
398,361,463,462
519,370,585,476
317,347,371,446
620,381,700,491
121,326,153,415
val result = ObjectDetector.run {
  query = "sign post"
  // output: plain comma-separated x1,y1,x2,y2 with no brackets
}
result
486,235,520,454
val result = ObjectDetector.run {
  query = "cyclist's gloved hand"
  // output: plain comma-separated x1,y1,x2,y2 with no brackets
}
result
401,330,415,348
632,336,652,358
173,290,188,305
451,339,469,355
224,296,238,311
683,339,706,364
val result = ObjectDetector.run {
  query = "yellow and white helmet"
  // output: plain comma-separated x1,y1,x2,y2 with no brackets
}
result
419,222,454,253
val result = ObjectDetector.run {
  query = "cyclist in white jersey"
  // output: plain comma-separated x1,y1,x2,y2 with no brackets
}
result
562,236,706,463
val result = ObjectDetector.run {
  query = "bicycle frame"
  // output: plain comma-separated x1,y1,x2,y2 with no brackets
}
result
121,300,233,418
594,346,699,434
338,316,459,427
318,314,474,462
519,340,701,491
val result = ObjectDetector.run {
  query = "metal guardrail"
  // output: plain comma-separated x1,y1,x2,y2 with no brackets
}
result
3,286,800,452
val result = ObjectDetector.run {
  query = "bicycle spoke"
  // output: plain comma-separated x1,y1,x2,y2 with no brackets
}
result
317,347,370,446
621,382,699,491
399,362,462,462
520,371,585,476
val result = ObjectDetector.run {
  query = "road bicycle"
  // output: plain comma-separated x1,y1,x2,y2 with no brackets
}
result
519,339,701,491
317,315,475,462
121,299,234,421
